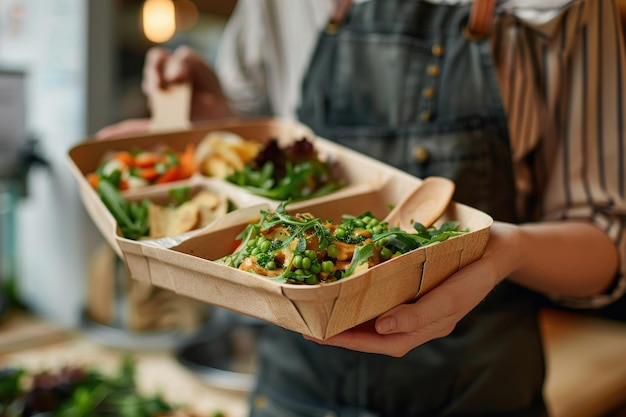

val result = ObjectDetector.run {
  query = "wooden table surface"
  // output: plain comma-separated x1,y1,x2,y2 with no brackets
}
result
2,308,626,417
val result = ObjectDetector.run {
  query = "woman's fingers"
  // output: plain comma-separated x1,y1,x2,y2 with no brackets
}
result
94,118,152,140
305,248,502,357
142,47,172,93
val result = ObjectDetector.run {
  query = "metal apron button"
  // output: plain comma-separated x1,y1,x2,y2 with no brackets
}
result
420,110,433,121
427,64,440,77
253,395,268,409
431,44,445,56
413,146,430,163
422,87,435,99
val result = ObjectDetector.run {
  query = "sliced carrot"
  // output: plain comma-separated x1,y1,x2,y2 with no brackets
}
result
118,178,130,191
113,151,134,168
134,152,160,168
156,166,182,184
179,143,197,178
137,167,160,182
87,173,100,190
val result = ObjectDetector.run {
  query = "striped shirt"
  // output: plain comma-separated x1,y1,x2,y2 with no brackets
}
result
215,0,626,308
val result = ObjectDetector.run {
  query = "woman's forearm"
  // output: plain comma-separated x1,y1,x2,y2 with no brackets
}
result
488,221,619,298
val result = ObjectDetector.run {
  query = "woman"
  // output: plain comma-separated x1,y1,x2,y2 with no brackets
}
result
98,0,626,415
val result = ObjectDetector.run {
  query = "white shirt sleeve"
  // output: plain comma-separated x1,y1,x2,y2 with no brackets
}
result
214,0,332,119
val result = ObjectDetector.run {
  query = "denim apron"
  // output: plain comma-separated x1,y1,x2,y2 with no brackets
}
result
248,1,547,416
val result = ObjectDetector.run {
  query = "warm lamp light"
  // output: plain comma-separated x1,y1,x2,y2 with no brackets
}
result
142,0,176,43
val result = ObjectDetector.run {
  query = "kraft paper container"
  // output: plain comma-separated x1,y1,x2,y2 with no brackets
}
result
67,117,493,339
117,182,492,340
67,118,392,256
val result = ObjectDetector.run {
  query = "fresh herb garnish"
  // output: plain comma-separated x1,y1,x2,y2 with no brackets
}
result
218,202,469,285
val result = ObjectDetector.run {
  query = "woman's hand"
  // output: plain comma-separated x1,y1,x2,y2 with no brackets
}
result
304,216,619,356
303,222,522,357
94,118,152,140
142,45,233,121
95,45,234,140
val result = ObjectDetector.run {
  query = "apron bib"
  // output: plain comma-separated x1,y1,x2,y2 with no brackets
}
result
250,1,546,416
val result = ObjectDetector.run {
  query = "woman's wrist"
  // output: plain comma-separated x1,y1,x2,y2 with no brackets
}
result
483,221,524,286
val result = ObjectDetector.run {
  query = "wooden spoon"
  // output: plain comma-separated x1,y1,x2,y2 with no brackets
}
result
384,176,455,231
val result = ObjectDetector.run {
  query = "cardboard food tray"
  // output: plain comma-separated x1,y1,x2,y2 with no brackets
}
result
67,117,493,339
67,117,393,257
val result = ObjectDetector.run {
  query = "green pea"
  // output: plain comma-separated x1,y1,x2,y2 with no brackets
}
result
354,220,365,227
322,260,334,272
247,238,257,247
305,275,320,285
334,228,346,238
372,225,383,235
368,217,379,226
259,240,271,253
266,260,276,270
361,215,372,224
304,249,317,260
380,247,393,259
301,257,312,270
327,244,338,258
251,247,260,256
293,255,303,269
310,262,321,274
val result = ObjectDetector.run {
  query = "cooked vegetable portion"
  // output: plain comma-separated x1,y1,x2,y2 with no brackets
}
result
218,202,468,284
88,144,197,191
226,138,345,201
97,181,229,240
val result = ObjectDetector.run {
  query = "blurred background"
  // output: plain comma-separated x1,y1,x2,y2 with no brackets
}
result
0,0,236,327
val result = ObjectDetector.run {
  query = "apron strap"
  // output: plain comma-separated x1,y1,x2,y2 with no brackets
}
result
328,0,496,39
466,0,496,40
327,0,352,33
